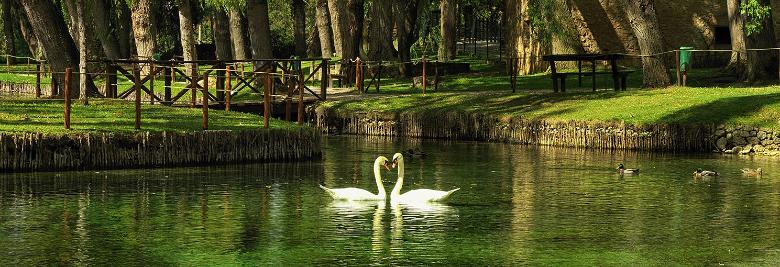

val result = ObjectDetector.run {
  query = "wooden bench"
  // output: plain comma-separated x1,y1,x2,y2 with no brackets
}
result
552,70,635,92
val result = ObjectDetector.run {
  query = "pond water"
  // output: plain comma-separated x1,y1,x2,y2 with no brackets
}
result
2,137,780,265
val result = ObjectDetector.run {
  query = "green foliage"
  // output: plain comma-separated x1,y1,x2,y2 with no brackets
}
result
740,0,772,36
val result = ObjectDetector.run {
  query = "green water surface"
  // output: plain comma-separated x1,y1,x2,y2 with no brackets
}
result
2,137,780,265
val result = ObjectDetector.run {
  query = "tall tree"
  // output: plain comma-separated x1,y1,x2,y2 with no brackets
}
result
726,0,776,82
291,0,307,57
75,0,87,104
115,0,132,58
505,0,549,75
17,6,43,59
213,8,233,61
315,0,334,58
228,9,249,60
328,0,364,82
394,0,423,76
130,0,156,60
618,0,670,87
178,0,197,74
18,0,79,97
367,0,394,61
2,0,16,64
439,0,456,61
246,0,273,59
91,0,121,60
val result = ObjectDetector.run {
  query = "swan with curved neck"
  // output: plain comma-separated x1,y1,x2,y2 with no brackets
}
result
390,153,459,203
320,156,390,201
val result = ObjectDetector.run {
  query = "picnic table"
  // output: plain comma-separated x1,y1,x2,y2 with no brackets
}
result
541,54,633,92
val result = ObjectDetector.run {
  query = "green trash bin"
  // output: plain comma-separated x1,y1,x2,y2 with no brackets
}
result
679,47,693,72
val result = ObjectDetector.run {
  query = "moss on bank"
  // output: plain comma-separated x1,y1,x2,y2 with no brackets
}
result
320,86,780,130
0,98,303,134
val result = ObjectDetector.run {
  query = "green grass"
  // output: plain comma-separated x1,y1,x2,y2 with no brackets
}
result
321,86,780,130
0,97,303,134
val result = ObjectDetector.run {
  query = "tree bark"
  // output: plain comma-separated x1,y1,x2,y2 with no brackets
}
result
328,0,363,83
246,0,274,59
619,0,671,87
18,0,79,97
16,6,43,59
213,9,233,61
130,0,156,60
439,0,457,61
394,0,422,76
367,0,394,61
2,0,15,64
91,0,121,60
315,0,334,58
115,0,132,58
228,9,249,60
307,19,322,57
292,0,307,57
178,0,197,73
76,0,88,104
726,0,776,82
505,0,549,75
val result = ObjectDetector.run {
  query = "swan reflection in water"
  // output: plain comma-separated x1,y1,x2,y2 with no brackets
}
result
323,199,458,263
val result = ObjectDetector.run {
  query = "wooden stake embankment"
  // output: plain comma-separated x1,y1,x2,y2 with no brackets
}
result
0,129,322,172
64,68,72,130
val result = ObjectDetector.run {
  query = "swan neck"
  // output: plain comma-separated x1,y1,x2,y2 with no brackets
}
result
391,157,404,197
374,159,386,197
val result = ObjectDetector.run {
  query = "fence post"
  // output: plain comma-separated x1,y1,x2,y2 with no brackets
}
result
35,64,41,98
64,68,72,130
50,66,58,96
150,62,156,105
777,49,780,80
376,61,382,92
675,49,681,86
225,66,232,111
190,63,198,107
164,66,172,104
286,72,293,121
134,64,141,130
355,57,362,93
434,61,439,91
263,73,272,129
321,59,329,100
216,63,225,102
298,66,305,124
422,57,427,96
203,72,209,130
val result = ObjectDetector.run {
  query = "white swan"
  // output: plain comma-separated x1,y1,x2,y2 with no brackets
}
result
390,153,459,203
320,156,390,201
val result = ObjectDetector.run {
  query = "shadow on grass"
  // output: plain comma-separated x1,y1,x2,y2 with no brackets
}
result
658,93,780,126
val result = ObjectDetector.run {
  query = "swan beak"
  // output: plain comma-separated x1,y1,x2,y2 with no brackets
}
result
383,162,391,171
391,160,398,169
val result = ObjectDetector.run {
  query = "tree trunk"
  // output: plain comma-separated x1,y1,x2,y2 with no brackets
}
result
76,0,88,104
328,0,363,83
2,0,15,64
115,0,132,58
246,0,274,59
213,9,233,61
726,0,776,82
618,0,670,87
439,0,457,61
292,0,307,57
17,7,43,59
307,19,322,57
91,0,121,60
178,0,197,74
505,0,549,75
394,0,422,76
551,0,584,69
367,0,394,61
228,9,249,60
19,0,79,97
316,0,334,58
131,0,156,60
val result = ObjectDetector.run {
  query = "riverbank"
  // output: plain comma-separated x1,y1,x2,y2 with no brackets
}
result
314,87,780,155
0,98,321,172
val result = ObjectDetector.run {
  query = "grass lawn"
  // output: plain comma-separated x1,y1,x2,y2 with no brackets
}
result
320,86,780,130
0,97,301,134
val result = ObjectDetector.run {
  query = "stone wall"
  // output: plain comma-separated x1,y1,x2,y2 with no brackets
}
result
0,129,321,172
714,125,780,156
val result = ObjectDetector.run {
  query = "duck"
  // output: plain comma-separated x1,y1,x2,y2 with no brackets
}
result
617,163,639,175
693,168,719,177
741,168,763,177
